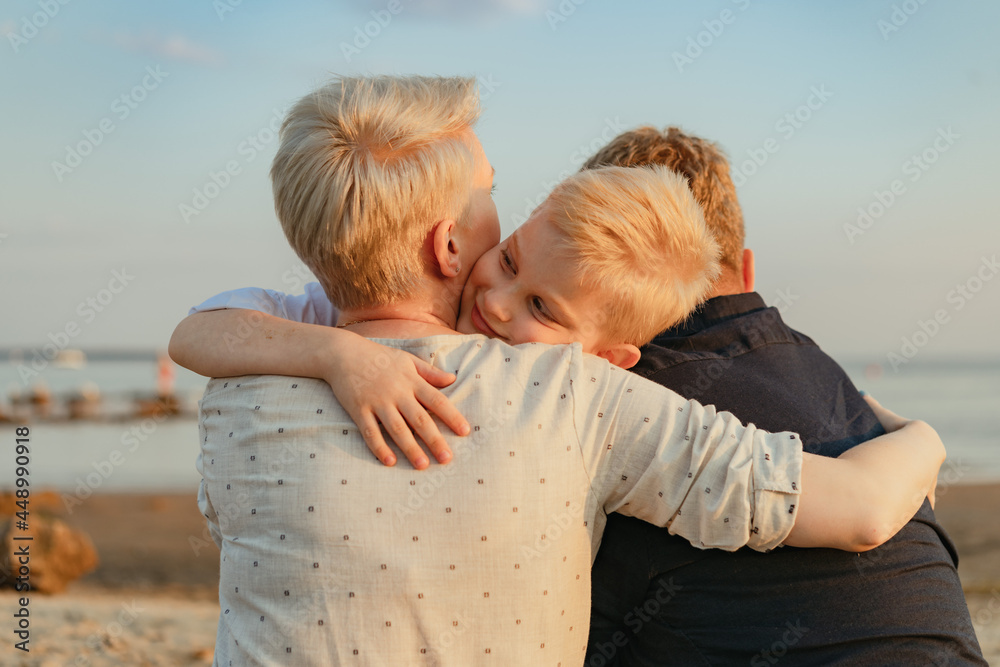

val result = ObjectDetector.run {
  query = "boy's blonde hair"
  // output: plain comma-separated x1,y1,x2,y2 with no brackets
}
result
271,75,481,309
582,126,745,275
547,165,720,346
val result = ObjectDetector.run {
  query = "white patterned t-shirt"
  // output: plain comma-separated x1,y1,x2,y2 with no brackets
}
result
197,334,802,666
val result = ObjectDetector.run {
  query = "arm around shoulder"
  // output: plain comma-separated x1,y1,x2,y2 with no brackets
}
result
784,411,944,552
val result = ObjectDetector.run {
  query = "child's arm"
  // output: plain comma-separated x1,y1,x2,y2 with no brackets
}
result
582,355,942,554
784,394,943,551
169,309,469,470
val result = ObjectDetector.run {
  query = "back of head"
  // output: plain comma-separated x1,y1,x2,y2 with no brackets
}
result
546,165,720,346
582,126,744,275
271,76,481,309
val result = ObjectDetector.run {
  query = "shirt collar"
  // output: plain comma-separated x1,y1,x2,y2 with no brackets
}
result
662,292,769,338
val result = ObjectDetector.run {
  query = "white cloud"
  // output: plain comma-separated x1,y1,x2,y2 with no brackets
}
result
106,30,223,66
350,0,548,21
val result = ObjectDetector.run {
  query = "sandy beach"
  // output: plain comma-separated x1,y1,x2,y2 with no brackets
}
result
2,485,998,666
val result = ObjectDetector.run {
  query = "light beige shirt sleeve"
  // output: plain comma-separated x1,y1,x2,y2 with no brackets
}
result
567,346,803,552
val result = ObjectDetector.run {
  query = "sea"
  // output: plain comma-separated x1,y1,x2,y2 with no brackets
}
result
1,356,998,494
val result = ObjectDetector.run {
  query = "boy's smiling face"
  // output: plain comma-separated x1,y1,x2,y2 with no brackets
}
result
456,199,610,352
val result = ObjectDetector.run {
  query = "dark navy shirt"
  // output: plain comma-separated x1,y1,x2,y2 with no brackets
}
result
587,292,985,666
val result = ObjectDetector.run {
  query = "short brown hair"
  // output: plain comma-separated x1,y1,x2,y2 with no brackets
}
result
582,126,744,274
547,165,720,346
271,76,481,309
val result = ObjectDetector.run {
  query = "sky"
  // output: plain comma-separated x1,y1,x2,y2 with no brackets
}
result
2,0,998,370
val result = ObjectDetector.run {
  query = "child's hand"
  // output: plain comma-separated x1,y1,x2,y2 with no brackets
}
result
861,393,910,433
322,335,470,470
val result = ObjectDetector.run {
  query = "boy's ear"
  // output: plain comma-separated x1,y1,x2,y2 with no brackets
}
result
431,218,462,278
741,248,755,293
594,343,642,370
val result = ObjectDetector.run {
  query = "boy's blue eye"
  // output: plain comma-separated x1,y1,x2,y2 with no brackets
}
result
501,248,514,271
490,184,497,195
532,297,553,322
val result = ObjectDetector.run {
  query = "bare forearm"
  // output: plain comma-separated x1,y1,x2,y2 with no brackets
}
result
168,309,343,379
837,420,943,547
783,420,944,551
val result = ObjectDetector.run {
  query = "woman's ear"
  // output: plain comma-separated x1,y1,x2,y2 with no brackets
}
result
432,218,462,278
594,343,642,370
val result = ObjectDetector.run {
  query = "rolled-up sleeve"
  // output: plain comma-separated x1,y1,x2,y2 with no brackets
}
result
747,429,803,551
572,350,803,553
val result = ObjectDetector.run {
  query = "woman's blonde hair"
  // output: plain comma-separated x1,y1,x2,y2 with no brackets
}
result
547,165,720,346
271,75,481,309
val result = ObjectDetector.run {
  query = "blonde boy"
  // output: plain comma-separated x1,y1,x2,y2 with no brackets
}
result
453,164,719,372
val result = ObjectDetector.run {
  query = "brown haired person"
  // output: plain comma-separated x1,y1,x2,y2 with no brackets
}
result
584,126,986,666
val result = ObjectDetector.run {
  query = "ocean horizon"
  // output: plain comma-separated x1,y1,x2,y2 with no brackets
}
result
2,356,998,494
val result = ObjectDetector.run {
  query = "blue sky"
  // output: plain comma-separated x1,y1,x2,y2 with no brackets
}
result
2,0,998,369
